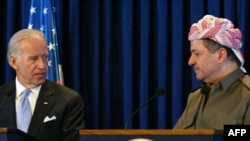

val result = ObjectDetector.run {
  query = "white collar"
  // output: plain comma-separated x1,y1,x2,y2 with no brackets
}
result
15,77,42,97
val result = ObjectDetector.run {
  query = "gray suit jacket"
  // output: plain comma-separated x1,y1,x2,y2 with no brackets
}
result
0,80,84,141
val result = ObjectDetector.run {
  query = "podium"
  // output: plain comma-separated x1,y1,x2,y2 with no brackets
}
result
80,129,224,141
0,128,39,141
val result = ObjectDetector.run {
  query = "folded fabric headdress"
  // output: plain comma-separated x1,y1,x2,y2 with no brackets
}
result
188,15,246,73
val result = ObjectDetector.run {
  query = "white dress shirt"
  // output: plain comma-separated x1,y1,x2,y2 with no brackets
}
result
15,77,41,114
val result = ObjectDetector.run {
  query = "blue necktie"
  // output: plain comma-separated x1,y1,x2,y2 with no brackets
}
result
17,89,32,133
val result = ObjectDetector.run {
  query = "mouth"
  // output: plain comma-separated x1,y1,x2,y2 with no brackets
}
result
193,67,199,73
35,72,47,78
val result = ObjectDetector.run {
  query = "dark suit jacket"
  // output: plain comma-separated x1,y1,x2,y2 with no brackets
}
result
0,80,84,141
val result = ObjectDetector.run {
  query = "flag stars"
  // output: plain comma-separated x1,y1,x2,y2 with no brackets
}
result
43,8,48,15
28,1,62,83
52,28,56,35
52,7,56,13
30,6,36,14
40,25,44,32
48,42,55,50
48,60,52,67
28,24,33,29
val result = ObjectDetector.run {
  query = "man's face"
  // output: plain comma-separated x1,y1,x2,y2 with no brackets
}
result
10,38,48,88
188,40,221,83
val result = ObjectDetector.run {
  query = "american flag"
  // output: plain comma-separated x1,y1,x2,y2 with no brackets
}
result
28,0,64,85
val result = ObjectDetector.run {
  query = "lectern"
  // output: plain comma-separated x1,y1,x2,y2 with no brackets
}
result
0,128,39,141
80,129,223,141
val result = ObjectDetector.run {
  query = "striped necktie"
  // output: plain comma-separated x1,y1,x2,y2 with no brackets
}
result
17,89,32,133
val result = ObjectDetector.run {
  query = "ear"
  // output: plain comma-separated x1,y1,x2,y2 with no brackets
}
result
216,48,227,63
9,56,18,69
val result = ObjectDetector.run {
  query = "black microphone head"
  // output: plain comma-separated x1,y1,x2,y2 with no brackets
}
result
201,85,211,95
156,87,165,96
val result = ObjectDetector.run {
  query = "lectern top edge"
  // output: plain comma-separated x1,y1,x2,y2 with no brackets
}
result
79,129,224,136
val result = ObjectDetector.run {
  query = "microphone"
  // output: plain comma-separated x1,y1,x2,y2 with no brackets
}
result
124,87,166,129
0,89,11,111
192,84,211,128
201,85,211,95
201,84,211,110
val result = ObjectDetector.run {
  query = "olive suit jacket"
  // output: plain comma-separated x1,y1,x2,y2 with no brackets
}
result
174,69,250,130
0,80,84,141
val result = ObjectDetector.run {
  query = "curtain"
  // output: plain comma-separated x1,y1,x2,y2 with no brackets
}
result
1,0,249,129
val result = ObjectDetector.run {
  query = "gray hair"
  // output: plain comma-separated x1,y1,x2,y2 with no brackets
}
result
7,29,46,65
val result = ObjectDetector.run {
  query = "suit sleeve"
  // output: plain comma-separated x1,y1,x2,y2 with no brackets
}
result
243,101,250,124
61,93,84,141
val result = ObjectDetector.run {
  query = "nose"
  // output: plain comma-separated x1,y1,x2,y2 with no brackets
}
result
37,57,48,69
188,55,195,66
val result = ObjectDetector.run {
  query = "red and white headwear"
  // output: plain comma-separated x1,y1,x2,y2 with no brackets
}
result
188,15,246,73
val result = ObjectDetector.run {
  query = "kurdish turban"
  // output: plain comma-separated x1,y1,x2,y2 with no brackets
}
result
188,15,246,73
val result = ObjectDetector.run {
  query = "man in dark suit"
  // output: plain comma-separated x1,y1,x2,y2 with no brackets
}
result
0,29,84,141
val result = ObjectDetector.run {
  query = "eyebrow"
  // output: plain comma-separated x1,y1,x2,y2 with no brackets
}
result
190,49,198,52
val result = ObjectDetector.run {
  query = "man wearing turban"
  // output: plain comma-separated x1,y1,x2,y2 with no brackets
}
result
174,15,250,130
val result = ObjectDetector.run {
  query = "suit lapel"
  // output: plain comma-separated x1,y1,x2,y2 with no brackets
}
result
28,81,55,135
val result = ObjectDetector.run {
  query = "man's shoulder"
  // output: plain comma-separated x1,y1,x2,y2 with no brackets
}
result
190,85,202,93
241,74,250,90
187,85,202,99
0,81,15,91
44,80,80,96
